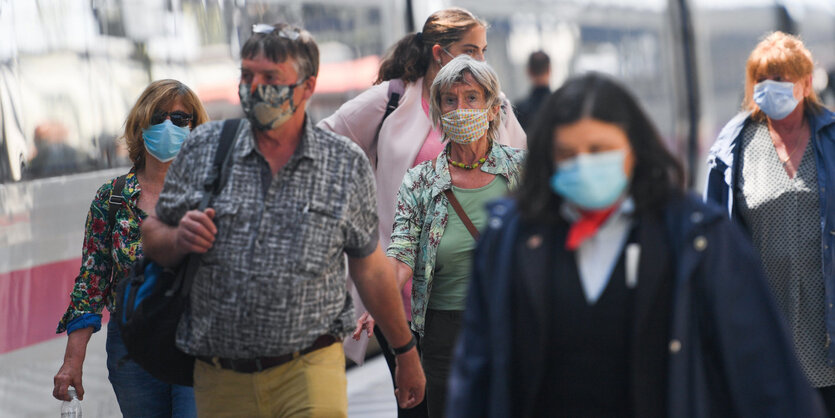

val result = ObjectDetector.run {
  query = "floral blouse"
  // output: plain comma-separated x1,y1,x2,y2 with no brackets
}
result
56,171,146,334
386,143,526,336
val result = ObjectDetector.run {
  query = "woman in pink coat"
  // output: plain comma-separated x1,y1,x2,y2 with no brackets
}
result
318,7,525,418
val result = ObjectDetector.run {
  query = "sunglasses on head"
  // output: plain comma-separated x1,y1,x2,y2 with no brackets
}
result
151,111,193,127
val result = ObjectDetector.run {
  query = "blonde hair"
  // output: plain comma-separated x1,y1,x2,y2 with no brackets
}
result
430,55,502,143
123,79,209,170
743,31,823,121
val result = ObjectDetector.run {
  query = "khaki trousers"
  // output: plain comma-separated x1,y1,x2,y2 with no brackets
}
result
193,343,347,417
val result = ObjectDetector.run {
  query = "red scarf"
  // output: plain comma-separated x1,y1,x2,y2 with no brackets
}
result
565,206,618,250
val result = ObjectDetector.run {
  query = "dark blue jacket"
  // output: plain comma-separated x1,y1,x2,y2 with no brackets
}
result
446,193,823,417
705,108,835,364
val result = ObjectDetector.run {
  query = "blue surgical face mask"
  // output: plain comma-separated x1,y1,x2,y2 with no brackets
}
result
142,119,190,163
753,79,799,120
550,149,629,210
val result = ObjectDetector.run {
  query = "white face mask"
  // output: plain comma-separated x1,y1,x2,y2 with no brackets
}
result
440,108,490,144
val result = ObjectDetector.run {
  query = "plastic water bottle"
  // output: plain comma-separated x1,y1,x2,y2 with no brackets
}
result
61,387,82,418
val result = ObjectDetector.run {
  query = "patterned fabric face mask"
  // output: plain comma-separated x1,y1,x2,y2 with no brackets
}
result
441,108,490,144
238,81,303,131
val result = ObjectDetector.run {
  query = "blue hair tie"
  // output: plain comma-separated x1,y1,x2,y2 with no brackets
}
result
416,32,423,43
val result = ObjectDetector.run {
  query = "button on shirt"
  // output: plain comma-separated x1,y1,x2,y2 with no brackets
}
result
156,117,379,358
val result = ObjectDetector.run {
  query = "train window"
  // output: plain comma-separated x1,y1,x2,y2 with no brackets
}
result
452,0,680,151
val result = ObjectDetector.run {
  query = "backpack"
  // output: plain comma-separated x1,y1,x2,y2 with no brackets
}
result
114,118,240,386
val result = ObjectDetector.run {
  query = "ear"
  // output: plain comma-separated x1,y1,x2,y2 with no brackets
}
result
802,74,813,98
431,44,444,64
487,102,501,122
301,76,317,100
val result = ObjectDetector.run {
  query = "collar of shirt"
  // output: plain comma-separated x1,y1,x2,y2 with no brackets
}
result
233,114,319,164
560,197,635,304
429,141,515,198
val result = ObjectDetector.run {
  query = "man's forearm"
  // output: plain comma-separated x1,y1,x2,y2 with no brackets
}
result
350,248,413,348
140,216,187,267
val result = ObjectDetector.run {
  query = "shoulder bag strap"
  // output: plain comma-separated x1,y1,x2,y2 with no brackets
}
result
444,189,480,241
108,174,128,233
197,118,241,210
175,119,241,297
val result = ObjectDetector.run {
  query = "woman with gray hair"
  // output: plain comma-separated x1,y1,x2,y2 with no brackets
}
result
357,55,525,417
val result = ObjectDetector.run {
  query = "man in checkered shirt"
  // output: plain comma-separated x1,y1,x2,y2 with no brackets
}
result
142,22,425,417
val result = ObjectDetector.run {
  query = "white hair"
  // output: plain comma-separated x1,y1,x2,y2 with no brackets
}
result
430,55,502,142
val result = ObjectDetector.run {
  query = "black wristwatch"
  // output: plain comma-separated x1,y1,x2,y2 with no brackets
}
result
390,334,417,356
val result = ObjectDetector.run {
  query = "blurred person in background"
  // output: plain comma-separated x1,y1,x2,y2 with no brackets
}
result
319,9,525,416
53,79,208,417
379,55,525,418
24,121,96,179
447,73,823,417
514,50,551,133
705,31,835,415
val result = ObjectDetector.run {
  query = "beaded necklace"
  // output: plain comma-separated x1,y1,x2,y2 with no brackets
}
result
446,142,492,170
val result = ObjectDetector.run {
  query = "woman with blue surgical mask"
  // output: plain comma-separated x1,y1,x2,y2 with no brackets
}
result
705,32,835,415
53,79,208,417
446,73,823,418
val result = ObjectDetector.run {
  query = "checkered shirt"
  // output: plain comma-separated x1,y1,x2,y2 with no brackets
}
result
156,116,378,358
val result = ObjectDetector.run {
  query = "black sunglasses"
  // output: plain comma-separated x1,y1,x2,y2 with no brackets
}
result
151,110,193,128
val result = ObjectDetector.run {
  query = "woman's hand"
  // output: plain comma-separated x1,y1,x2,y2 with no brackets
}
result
352,311,376,340
53,327,93,401
53,359,84,401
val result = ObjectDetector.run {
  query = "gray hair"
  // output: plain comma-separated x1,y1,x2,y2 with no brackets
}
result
240,22,319,81
430,55,502,142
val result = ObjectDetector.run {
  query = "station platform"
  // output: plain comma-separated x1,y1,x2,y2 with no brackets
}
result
347,354,398,417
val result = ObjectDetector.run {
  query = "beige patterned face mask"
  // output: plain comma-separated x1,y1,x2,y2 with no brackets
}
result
441,108,489,144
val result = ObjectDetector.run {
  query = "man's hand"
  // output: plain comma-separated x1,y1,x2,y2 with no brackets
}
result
351,312,375,340
394,347,426,409
176,208,217,253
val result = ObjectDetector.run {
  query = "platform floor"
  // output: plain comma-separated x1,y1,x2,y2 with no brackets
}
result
347,354,398,417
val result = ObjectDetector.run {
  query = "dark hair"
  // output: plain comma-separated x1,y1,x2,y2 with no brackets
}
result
375,8,485,84
240,22,319,80
527,50,550,76
516,73,685,223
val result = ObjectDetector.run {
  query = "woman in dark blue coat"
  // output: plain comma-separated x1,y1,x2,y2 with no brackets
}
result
446,73,822,417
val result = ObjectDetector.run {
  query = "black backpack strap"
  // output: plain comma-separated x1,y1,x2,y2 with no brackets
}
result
108,174,128,233
382,78,405,121
370,79,405,168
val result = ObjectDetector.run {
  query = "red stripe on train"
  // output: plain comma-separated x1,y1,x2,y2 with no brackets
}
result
0,258,109,354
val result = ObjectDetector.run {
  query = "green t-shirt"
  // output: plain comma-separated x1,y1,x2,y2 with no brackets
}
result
430,176,509,310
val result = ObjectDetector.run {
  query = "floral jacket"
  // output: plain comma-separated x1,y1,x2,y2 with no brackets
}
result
386,143,526,335
56,171,146,334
